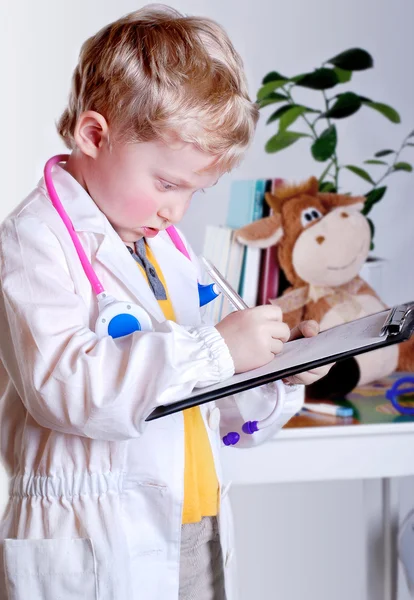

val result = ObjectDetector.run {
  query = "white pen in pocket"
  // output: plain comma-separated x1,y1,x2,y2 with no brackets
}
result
199,256,249,312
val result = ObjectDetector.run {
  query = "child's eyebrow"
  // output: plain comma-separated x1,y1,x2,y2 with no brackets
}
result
157,172,193,188
158,172,219,189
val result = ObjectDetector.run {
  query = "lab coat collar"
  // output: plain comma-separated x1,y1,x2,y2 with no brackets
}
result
146,234,201,326
38,164,107,234
38,163,200,324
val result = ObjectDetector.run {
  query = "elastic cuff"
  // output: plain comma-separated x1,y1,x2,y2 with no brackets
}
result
195,326,235,381
284,382,304,394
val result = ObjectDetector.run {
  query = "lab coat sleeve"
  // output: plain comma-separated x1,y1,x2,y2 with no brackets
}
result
218,382,305,448
182,234,305,445
0,216,235,441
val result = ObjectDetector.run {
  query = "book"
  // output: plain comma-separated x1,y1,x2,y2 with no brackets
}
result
227,179,268,307
226,179,267,229
285,371,414,429
202,225,244,322
239,246,261,306
257,178,283,305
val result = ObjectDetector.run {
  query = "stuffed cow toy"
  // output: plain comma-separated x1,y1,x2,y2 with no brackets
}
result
236,177,414,397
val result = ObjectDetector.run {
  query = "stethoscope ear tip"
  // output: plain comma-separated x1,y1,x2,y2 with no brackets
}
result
222,432,240,446
242,420,259,434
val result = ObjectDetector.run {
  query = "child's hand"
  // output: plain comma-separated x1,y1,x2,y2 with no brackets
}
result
283,320,334,385
215,305,290,373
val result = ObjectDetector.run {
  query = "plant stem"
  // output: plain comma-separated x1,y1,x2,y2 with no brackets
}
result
322,90,340,190
285,85,318,140
319,159,335,183
371,133,411,189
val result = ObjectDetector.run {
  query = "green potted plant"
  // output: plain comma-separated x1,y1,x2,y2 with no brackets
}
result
257,48,414,251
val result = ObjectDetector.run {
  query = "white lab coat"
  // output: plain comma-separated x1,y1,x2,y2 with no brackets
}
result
0,166,304,600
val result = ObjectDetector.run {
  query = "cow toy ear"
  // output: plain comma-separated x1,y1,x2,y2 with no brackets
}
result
236,214,284,249
265,176,320,214
317,192,366,213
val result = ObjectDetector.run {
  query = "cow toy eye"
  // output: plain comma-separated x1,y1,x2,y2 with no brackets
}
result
301,207,323,227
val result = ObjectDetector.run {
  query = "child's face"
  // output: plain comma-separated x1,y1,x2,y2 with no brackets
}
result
83,138,221,244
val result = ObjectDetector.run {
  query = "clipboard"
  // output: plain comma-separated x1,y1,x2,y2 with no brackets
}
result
146,302,414,422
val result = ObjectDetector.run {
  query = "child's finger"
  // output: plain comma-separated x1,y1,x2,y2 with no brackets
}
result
270,338,284,355
269,321,290,343
289,320,319,341
250,304,283,322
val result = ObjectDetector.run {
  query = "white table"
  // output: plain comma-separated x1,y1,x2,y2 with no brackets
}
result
222,419,414,600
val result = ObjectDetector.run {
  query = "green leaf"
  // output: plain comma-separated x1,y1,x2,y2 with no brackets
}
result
345,165,374,184
258,92,288,108
362,101,401,123
364,159,388,165
322,92,362,119
393,162,413,172
311,125,337,161
361,186,387,215
266,104,293,125
265,131,310,153
262,71,288,84
374,149,395,157
367,217,375,249
333,67,352,83
279,106,319,130
257,80,289,101
295,68,339,90
319,181,337,192
327,48,374,71
279,106,306,130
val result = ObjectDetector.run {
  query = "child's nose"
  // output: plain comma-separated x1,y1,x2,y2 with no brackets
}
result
158,198,189,224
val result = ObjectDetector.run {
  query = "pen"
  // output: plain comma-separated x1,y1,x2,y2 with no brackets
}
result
302,403,354,418
199,256,249,311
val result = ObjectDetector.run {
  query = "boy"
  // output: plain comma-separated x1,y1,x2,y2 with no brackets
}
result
0,6,329,600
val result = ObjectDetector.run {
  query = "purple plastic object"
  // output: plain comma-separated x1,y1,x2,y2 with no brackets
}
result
222,432,240,446
242,421,259,435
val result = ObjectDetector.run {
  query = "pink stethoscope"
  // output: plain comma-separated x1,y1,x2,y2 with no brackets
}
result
44,155,219,337
44,155,285,445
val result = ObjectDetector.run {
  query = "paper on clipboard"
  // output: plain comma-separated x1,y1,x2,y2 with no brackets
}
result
146,302,414,421
173,310,390,401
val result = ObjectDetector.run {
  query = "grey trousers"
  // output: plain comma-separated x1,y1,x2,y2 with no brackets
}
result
179,517,226,600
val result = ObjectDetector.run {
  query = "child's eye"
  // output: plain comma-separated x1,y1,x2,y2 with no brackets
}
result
157,180,176,191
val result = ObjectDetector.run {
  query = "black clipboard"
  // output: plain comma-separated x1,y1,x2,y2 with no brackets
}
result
146,302,414,422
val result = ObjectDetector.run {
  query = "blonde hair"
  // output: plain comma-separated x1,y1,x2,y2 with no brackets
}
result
57,5,259,172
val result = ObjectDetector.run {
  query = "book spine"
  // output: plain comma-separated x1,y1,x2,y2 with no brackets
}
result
237,179,264,297
257,179,283,304
253,179,266,222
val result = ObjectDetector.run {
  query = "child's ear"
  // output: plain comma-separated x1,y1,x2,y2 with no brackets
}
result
74,111,109,158
236,214,284,249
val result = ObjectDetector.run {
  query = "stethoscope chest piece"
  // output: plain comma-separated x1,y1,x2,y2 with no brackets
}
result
95,292,153,339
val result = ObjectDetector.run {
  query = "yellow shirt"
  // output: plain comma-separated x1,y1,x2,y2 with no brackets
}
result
136,242,219,524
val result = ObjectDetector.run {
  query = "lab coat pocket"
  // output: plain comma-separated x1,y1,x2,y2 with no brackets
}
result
3,538,98,600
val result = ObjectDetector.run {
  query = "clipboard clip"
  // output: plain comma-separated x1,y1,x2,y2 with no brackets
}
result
380,304,413,337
